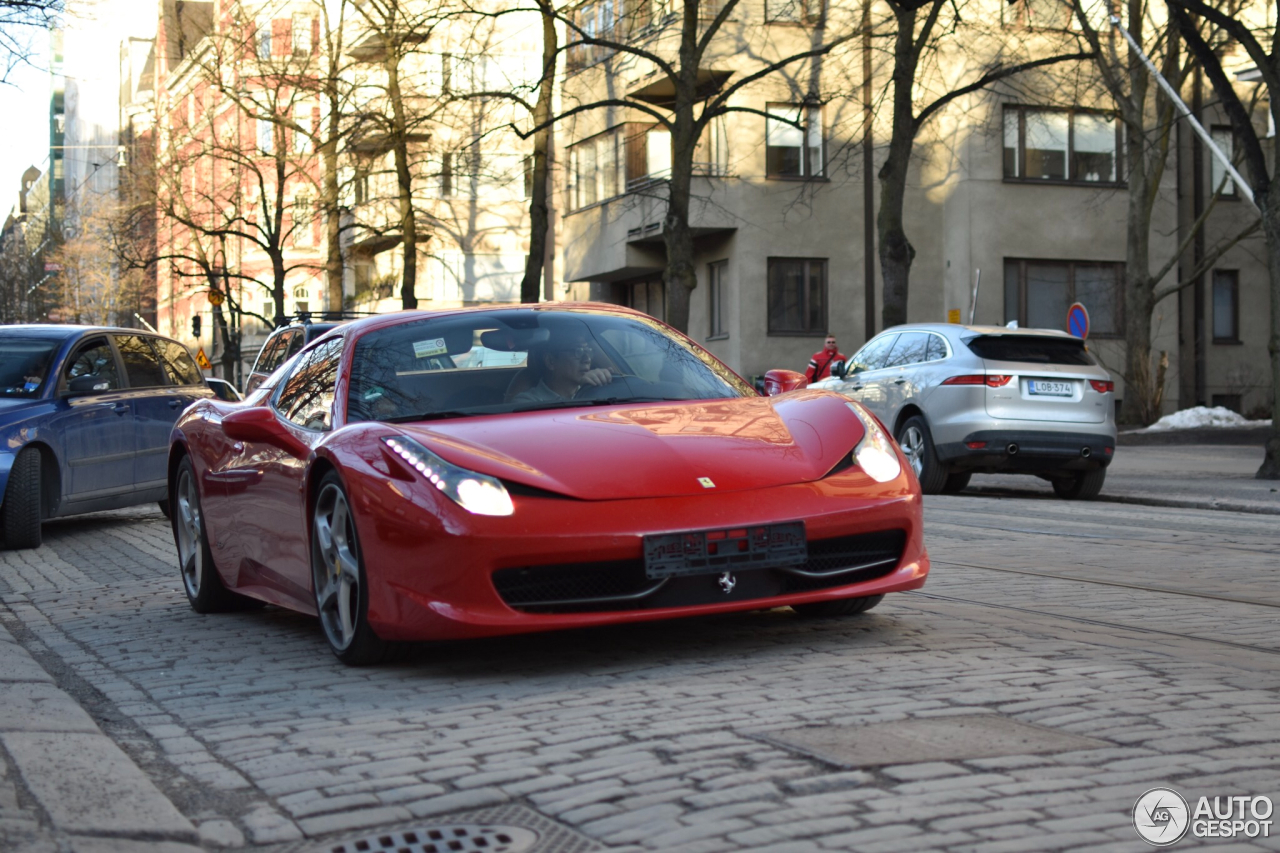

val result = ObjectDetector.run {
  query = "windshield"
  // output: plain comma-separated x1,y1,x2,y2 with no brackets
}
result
0,338,61,399
347,309,754,423
965,335,1096,366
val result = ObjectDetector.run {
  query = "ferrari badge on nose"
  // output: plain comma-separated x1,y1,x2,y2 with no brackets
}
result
718,572,737,594
698,477,715,488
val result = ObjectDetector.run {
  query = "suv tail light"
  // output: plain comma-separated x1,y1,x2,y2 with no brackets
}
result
1089,380,1115,393
942,374,1013,388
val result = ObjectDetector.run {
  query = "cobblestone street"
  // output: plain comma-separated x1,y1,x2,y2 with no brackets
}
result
2,493,1279,852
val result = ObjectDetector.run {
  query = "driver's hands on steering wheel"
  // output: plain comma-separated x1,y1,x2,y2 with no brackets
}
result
579,368,614,388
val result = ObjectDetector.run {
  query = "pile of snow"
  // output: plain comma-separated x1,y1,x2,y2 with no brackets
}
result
1140,406,1272,432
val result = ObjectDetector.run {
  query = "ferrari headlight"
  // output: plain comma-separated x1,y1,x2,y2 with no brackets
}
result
382,435,514,516
847,403,902,483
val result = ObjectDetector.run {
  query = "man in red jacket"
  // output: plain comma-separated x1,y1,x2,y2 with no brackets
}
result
805,334,847,383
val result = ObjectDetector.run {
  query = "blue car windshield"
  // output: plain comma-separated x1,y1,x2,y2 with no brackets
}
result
0,338,61,399
347,310,755,422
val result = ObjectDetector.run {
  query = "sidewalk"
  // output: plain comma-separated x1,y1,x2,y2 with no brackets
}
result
963,443,1280,514
0,619,201,853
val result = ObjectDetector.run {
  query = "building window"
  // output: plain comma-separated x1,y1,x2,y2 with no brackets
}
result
767,258,827,335
292,13,314,56
441,152,454,197
257,19,273,59
257,119,274,154
294,108,313,153
1003,259,1123,337
617,280,665,321
1210,125,1237,197
708,260,727,339
1003,106,1121,183
570,128,626,209
766,105,823,178
766,0,821,23
293,196,313,246
693,115,729,177
1213,269,1239,342
1003,0,1072,29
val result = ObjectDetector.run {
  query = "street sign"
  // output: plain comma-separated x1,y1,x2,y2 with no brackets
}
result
196,347,212,370
947,309,961,324
208,289,225,306
1067,302,1090,340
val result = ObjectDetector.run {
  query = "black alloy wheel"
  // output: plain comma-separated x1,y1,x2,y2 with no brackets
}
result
896,415,948,494
1,447,43,550
311,472,388,666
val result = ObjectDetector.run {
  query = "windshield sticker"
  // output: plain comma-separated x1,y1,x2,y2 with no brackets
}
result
412,338,448,358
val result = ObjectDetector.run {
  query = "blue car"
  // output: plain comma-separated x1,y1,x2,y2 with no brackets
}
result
1,326,214,549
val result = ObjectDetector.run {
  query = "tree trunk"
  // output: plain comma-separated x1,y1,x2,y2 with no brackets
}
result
386,51,418,310
1259,193,1280,478
877,5,918,330
1119,131,1158,425
662,92,698,333
521,4,557,304
321,118,343,315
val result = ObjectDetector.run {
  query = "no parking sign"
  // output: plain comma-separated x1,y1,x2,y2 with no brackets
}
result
1068,302,1090,340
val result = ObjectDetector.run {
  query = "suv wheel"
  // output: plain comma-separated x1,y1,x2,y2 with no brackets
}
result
1052,468,1106,500
896,416,947,494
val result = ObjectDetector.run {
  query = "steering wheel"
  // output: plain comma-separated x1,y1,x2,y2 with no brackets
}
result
575,373,649,400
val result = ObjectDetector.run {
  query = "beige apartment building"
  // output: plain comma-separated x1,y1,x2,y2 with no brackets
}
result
553,0,1273,418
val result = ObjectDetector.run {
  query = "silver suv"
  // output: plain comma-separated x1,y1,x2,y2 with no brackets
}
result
811,324,1117,499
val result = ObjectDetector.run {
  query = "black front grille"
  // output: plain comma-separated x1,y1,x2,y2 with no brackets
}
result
492,529,907,614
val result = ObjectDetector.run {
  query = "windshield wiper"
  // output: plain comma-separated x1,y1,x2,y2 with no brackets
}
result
384,410,478,423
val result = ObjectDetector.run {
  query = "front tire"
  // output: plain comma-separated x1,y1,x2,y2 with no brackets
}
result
1052,468,1106,500
792,595,884,618
941,472,971,494
896,416,947,494
1,447,43,550
311,473,387,666
172,456,241,612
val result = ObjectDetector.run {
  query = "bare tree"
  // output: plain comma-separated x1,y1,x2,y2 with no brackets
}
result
1070,0,1258,425
1168,0,1280,478
493,0,864,333
521,0,556,303
0,0,60,82
876,0,1092,329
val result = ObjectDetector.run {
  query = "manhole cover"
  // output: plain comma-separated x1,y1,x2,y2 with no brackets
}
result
758,713,1110,767
326,825,538,853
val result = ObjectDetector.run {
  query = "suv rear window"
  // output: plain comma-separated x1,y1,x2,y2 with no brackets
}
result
965,335,1095,366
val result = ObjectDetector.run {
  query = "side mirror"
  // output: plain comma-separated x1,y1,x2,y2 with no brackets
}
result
68,375,111,396
763,369,809,397
221,406,308,456
830,360,847,379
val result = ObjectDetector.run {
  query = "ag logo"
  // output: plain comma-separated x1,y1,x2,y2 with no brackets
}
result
1134,787,1190,846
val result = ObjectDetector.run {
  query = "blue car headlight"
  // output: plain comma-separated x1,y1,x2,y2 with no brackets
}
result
382,435,514,517
847,403,902,483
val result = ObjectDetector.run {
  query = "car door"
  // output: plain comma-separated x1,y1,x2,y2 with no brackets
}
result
835,333,899,417
114,334,178,492
879,332,931,424
49,336,135,503
233,337,343,609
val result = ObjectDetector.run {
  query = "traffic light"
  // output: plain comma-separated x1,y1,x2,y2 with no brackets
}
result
191,315,202,338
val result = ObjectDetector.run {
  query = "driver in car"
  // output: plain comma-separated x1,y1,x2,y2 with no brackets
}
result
512,331,613,405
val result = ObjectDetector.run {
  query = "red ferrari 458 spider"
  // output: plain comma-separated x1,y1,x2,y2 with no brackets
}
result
168,304,929,664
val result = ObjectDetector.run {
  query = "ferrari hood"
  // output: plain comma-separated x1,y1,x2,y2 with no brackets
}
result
395,391,865,501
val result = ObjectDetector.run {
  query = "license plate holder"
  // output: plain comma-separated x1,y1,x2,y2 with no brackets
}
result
644,522,807,579
1028,380,1073,397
